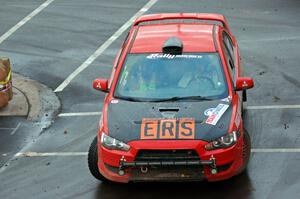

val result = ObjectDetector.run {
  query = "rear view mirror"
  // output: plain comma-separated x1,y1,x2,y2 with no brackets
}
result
235,77,254,91
93,78,109,93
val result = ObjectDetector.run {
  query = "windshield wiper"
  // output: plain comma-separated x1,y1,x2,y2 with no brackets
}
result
151,96,215,102
115,96,143,102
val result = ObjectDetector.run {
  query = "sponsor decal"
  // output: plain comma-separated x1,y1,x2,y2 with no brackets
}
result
140,118,195,139
206,104,229,125
204,108,215,117
146,53,203,60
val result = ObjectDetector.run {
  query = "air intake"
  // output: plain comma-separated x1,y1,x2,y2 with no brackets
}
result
162,37,183,55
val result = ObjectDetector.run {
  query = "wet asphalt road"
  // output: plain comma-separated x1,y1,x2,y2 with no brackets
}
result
1,0,300,198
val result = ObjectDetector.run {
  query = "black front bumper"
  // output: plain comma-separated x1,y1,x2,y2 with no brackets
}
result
116,150,217,181
120,159,216,169
118,158,217,181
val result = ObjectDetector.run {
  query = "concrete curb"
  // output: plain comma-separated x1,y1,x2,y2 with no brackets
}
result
0,85,28,116
0,73,61,128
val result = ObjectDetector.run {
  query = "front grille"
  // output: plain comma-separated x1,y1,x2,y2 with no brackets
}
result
135,149,200,161
129,166,205,182
129,150,204,181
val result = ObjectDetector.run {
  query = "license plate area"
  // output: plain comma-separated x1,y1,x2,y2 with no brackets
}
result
129,165,205,181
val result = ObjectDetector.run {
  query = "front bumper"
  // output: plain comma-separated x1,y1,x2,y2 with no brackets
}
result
97,133,245,183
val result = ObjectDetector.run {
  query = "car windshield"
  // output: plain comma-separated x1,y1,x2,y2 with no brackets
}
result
114,53,228,101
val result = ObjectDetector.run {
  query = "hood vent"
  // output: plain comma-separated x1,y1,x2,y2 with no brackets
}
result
162,37,183,55
159,107,180,112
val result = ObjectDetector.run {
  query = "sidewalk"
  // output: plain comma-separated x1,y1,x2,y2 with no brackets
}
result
0,74,28,117
0,73,60,123
0,72,60,168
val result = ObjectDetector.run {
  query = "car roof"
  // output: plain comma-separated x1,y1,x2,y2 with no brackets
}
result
130,23,216,53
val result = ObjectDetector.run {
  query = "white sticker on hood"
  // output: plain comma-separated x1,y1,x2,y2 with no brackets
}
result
206,104,229,125
221,97,230,102
204,108,215,116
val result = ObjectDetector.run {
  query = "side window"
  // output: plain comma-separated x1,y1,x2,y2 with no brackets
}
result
223,32,235,62
223,47,235,81
109,32,130,88
222,31,236,82
115,32,130,68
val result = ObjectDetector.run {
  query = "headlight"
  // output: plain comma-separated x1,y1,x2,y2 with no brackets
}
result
205,131,239,151
101,133,130,151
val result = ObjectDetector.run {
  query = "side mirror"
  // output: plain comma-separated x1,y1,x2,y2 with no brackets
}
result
235,77,254,91
93,78,109,93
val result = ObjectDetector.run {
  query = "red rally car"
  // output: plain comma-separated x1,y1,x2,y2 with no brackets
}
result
88,13,254,183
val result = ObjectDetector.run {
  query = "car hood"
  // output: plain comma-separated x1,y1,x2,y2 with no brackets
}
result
107,99,233,143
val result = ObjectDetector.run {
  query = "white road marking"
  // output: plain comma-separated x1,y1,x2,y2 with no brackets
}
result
10,123,21,135
247,105,300,110
14,148,300,157
15,152,88,157
54,0,158,92
0,127,15,130
251,148,300,153
58,112,101,117
240,36,300,43
0,0,55,45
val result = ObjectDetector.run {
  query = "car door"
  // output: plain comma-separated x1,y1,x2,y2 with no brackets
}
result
222,31,243,102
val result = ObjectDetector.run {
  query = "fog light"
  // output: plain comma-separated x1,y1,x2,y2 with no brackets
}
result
211,168,218,175
118,170,125,176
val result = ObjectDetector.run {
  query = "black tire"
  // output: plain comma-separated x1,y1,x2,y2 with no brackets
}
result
241,90,247,119
241,128,251,173
88,136,110,182
242,90,247,102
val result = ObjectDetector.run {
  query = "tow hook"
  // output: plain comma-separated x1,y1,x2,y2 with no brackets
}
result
210,155,217,175
118,156,126,176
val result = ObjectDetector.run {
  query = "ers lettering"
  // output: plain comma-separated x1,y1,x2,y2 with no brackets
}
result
141,118,195,139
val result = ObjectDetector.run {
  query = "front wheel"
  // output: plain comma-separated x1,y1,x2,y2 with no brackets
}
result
241,90,247,118
241,128,251,173
88,136,110,182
